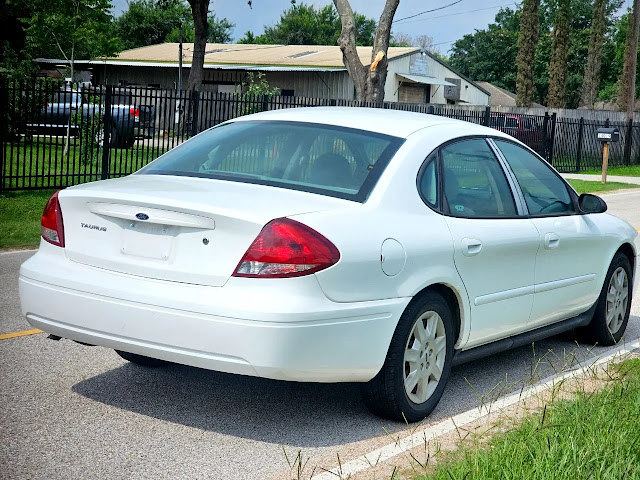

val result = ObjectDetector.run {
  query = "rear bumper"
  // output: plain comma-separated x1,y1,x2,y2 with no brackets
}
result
19,245,409,382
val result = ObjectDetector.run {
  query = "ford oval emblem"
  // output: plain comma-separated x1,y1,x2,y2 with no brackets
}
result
136,213,149,221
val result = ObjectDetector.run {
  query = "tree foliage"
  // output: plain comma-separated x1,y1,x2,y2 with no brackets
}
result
516,0,540,107
165,14,235,43
449,0,627,109
617,0,640,113
581,0,607,107
113,1,234,49
25,0,118,68
113,0,190,50
547,0,570,107
238,3,376,46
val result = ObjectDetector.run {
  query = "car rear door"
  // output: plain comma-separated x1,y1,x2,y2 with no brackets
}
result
492,139,607,328
421,138,540,348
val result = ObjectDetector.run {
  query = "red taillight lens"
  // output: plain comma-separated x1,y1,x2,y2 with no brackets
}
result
130,107,140,117
41,191,65,247
233,218,340,278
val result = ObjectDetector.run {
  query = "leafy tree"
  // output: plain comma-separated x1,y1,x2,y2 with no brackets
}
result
25,0,118,79
239,3,376,46
547,0,570,107
24,0,118,156
113,0,191,50
449,8,520,93
238,31,258,44
165,14,235,43
207,14,235,43
0,0,39,79
449,0,625,109
516,0,540,106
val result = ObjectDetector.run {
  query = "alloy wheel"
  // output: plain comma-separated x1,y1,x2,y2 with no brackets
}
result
403,310,447,404
605,266,628,334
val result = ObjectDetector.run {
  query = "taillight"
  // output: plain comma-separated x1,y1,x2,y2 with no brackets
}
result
233,218,340,278
41,191,65,247
130,107,140,117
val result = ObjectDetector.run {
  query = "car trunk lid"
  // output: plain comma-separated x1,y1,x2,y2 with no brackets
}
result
59,174,353,287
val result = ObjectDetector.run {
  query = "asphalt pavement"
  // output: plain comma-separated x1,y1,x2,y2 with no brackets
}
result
1,190,639,480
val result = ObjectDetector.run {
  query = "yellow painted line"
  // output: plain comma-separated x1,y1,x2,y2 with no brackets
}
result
0,328,43,340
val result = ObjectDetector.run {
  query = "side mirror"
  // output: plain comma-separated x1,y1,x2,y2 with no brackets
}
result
578,193,607,214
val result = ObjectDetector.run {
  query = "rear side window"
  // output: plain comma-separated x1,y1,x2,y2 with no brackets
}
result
140,121,403,202
418,151,438,207
494,140,574,216
440,139,517,218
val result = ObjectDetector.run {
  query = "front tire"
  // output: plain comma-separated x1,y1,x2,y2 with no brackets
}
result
582,253,632,346
361,291,455,422
115,350,170,367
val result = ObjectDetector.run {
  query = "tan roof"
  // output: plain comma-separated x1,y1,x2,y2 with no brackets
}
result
111,43,418,68
477,81,544,108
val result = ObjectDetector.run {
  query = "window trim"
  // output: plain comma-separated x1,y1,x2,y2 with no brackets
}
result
416,135,524,220
489,137,580,218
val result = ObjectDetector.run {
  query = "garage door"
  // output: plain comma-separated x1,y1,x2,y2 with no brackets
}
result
399,84,429,103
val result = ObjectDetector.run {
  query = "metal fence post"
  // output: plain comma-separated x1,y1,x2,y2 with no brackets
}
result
484,105,491,126
623,117,633,166
0,78,7,193
191,89,200,137
101,85,112,180
576,117,584,172
542,112,549,161
548,113,557,164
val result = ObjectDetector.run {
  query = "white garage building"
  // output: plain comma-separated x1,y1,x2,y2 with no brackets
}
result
38,43,489,106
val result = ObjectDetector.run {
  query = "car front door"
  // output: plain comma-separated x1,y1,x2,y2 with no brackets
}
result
422,138,540,348
492,139,607,328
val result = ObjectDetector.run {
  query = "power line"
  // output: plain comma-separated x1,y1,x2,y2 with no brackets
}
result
393,0,464,23
395,3,518,25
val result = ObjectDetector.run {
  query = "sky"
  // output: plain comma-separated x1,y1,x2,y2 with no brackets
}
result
111,0,634,54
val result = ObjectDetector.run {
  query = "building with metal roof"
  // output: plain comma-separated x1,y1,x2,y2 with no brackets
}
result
37,43,490,105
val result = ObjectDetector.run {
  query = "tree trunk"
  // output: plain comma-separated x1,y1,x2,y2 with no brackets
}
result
546,0,570,108
617,0,640,118
580,0,606,108
516,0,540,107
186,0,210,92
334,0,399,102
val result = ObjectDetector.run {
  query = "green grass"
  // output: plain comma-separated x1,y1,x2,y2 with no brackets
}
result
581,165,640,177
415,359,640,480
3,139,169,189
567,179,639,194
0,189,56,249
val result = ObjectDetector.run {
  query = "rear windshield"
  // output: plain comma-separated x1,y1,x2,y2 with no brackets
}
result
138,120,404,202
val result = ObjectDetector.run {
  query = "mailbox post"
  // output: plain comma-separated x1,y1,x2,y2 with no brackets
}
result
597,127,620,184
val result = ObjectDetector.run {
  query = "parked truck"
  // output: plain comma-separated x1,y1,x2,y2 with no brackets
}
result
26,88,143,148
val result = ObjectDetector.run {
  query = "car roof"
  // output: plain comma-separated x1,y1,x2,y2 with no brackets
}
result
233,107,489,139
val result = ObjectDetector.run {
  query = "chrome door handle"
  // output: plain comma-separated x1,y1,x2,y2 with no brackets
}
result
544,233,560,249
461,237,482,256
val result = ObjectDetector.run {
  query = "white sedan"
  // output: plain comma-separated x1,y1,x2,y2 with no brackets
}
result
20,108,637,421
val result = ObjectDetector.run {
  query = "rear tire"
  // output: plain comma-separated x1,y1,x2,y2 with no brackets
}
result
361,291,455,422
582,253,632,346
115,350,169,367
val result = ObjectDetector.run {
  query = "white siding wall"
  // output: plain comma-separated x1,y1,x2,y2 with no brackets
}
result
97,65,354,99
384,53,489,106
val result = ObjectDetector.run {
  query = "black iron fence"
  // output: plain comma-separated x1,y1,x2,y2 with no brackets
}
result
1,81,638,191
